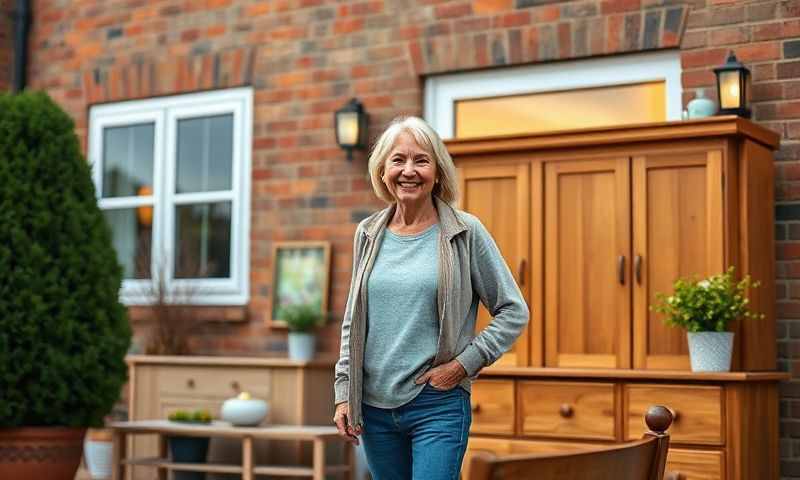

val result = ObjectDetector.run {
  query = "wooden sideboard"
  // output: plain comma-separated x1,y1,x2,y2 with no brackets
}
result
447,117,789,480
125,355,337,480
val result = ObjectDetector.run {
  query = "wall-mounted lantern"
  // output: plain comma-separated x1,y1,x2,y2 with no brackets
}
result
334,98,368,161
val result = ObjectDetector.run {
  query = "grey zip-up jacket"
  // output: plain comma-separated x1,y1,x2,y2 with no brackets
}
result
334,196,530,428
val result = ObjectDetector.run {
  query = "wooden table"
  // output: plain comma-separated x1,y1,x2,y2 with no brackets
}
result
110,420,352,480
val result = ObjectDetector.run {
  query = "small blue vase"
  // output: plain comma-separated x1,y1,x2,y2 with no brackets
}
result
687,88,717,119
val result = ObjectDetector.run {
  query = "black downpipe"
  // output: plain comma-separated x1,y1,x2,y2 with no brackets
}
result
12,0,31,93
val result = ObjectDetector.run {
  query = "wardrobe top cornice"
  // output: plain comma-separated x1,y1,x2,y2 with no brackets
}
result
445,116,780,156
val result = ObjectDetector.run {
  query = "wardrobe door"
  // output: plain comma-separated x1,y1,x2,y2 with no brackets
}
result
458,162,530,367
632,150,724,370
544,158,631,369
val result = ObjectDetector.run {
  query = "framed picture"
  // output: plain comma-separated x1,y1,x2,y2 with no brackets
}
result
267,241,331,328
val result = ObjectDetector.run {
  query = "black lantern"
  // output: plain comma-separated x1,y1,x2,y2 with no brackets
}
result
334,98,368,161
713,51,751,118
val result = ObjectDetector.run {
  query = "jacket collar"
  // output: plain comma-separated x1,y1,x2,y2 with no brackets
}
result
363,196,468,241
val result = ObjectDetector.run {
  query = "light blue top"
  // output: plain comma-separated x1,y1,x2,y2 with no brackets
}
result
363,223,440,408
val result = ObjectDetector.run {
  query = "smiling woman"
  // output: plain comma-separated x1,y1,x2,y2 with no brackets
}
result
332,117,530,480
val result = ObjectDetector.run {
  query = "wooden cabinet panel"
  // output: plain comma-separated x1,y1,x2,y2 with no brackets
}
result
544,158,631,369
458,163,530,367
632,151,724,370
158,366,271,399
625,384,723,445
666,448,725,480
470,380,515,435
519,381,616,440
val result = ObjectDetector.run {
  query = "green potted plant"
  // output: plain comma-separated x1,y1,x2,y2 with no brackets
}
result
167,409,213,480
0,92,131,480
280,303,325,361
651,266,763,372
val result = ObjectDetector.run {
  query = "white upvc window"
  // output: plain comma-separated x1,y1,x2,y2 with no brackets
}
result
424,50,682,139
89,87,253,305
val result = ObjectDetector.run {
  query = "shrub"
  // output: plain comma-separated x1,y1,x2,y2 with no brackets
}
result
650,266,764,333
0,91,131,427
280,303,325,333
168,410,212,424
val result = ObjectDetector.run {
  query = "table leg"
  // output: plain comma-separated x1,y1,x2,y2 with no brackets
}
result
313,438,325,480
111,431,126,480
346,442,355,480
158,434,168,480
242,436,253,480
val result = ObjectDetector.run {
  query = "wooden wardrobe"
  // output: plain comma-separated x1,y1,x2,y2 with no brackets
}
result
446,117,789,480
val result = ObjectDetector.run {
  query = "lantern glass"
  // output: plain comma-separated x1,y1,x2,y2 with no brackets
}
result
718,70,742,110
336,111,360,147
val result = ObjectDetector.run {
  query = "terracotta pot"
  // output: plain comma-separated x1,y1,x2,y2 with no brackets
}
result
0,427,87,480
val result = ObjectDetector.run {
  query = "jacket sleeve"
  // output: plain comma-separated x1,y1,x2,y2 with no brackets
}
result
333,223,364,405
455,216,530,377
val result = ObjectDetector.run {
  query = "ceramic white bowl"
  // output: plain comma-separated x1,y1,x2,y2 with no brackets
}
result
221,398,269,426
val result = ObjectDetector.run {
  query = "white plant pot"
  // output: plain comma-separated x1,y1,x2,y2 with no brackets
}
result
288,332,316,361
687,331,734,372
84,438,113,479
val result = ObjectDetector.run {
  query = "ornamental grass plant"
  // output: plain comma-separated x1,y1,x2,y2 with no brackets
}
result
650,266,764,333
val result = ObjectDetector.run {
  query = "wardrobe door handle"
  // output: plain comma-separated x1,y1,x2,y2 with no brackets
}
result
634,255,642,284
518,259,526,287
618,255,626,285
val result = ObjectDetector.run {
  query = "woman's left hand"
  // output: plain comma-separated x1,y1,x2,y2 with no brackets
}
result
415,360,467,390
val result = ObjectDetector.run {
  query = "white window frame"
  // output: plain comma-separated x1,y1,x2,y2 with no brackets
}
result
89,87,253,306
424,50,682,140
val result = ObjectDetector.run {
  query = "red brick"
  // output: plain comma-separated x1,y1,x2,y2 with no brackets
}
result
779,102,800,120
736,41,782,62
709,26,750,46
682,69,716,88
435,2,472,19
681,48,727,69
473,0,513,14
531,5,560,23
601,0,640,14
494,11,531,28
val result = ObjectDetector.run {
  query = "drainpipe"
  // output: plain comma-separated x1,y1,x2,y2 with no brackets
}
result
12,0,30,93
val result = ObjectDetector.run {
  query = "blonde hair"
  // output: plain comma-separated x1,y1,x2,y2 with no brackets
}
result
367,116,459,205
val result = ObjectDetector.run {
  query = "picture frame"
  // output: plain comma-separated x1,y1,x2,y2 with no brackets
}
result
267,241,331,328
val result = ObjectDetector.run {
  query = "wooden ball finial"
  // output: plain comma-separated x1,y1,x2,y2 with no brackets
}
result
645,405,673,434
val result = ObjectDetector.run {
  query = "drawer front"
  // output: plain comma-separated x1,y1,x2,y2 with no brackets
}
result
625,384,723,445
470,380,515,435
665,448,725,480
158,366,272,399
462,437,603,480
519,381,616,440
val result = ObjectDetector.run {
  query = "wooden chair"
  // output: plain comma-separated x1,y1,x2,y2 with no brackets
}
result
468,405,673,480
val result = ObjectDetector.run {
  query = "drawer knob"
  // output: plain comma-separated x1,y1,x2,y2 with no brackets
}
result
559,404,574,418
665,472,683,480
471,403,481,413
186,378,195,389
231,381,241,392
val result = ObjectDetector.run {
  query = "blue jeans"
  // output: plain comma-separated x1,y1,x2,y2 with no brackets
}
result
361,384,471,480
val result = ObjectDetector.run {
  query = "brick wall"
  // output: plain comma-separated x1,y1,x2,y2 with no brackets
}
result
0,0,13,91
23,0,800,476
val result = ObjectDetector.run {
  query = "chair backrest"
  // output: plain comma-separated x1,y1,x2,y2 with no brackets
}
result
468,405,673,480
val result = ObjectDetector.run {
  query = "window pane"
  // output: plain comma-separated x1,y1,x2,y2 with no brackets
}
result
174,202,231,279
103,208,152,279
102,123,155,198
455,81,666,138
176,114,233,193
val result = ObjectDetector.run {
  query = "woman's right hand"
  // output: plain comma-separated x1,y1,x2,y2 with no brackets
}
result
333,402,362,445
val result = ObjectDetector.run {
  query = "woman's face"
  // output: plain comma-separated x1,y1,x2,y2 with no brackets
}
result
382,132,438,205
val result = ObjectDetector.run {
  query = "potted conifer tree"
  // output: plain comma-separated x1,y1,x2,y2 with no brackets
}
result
0,92,131,480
